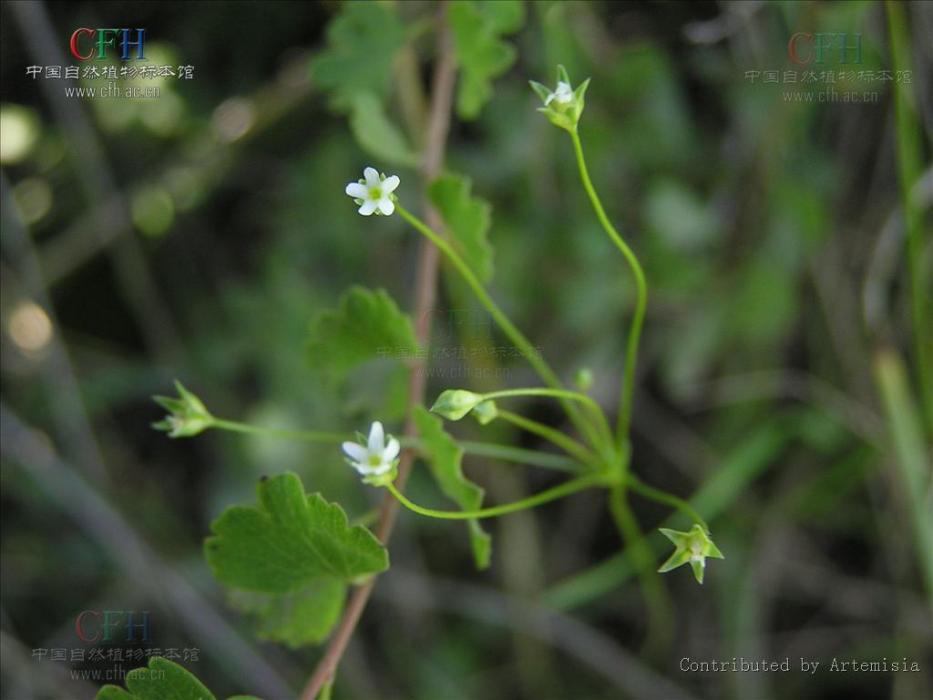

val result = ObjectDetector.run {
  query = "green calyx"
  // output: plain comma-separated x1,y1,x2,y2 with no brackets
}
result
529,65,590,133
362,466,398,488
657,524,725,585
152,380,213,438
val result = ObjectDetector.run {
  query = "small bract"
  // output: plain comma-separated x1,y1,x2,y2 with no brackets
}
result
345,167,400,216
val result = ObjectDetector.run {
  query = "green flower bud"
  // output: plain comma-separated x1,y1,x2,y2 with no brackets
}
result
472,400,498,425
430,389,484,421
529,65,591,133
152,380,213,438
573,367,594,391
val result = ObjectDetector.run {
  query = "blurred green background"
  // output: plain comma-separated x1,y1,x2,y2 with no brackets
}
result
1,1,931,699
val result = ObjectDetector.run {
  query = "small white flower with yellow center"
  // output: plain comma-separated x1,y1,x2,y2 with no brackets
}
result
342,421,400,484
345,167,400,216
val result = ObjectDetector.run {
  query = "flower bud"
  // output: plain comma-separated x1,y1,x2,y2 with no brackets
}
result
529,65,590,133
430,389,484,421
152,380,213,438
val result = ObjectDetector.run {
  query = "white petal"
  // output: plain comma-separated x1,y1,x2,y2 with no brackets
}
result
363,167,380,187
384,437,400,461
345,182,367,198
382,175,400,194
368,421,385,453
377,197,395,216
358,200,377,216
544,92,555,106
349,459,374,475
342,442,368,463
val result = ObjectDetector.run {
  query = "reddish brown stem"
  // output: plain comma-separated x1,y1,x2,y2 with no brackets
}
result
298,12,456,700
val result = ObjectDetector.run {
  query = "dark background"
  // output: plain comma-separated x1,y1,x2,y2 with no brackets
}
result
2,1,931,699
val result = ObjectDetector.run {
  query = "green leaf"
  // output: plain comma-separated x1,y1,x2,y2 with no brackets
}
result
230,577,345,648
205,473,388,647
206,472,389,593
476,0,526,34
309,2,407,108
307,287,418,381
413,406,491,569
448,1,521,120
349,92,419,167
428,173,494,282
96,657,216,700
97,689,134,700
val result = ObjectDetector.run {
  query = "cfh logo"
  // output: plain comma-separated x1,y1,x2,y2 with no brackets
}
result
788,32,862,65
69,28,146,61
75,610,151,642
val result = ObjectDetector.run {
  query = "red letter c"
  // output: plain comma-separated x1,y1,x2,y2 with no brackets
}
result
75,609,101,641
788,32,813,66
70,28,95,61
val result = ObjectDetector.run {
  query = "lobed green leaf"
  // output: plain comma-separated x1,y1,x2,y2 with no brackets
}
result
307,287,418,381
475,0,526,34
349,92,419,167
309,2,406,108
448,1,524,120
230,577,345,648
96,657,219,700
205,472,389,593
428,173,494,282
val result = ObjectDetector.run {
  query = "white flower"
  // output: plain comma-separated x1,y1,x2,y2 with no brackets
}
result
545,81,573,106
345,167,400,216
529,66,590,133
342,421,400,477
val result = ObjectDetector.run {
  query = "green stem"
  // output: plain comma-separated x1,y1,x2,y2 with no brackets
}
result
482,387,614,453
607,485,672,655
385,474,603,520
498,409,599,468
396,203,597,446
210,416,580,472
210,418,346,444
459,440,583,473
569,129,647,446
627,474,709,531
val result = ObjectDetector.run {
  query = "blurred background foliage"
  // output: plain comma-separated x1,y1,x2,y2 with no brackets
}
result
1,1,931,699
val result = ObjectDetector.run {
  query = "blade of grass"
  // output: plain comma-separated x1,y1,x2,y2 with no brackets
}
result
886,1,932,437
873,349,933,614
